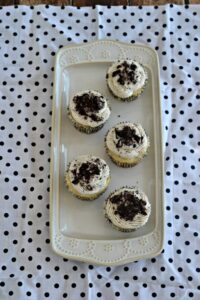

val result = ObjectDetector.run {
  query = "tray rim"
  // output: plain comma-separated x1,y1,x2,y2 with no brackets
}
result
50,39,165,266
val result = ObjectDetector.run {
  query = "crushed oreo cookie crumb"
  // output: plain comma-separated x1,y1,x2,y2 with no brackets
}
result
73,92,104,122
86,185,93,191
71,161,100,190
115,125,143,148
112,61,139,86
112,70,121,77
110,190,147,221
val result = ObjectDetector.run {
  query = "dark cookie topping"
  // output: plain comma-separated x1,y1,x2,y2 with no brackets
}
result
73,92,104,122
110,190,147,221
115,125,143,148
111,61,139,86
71,159,101,191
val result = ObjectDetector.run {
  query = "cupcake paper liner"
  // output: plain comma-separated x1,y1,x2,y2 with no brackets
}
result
67,108,104,134
106,149,140,168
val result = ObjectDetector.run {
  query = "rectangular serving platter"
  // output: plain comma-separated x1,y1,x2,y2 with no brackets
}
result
50,40,164,266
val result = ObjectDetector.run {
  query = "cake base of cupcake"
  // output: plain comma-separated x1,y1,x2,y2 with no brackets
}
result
67,109,104,134
105,145,148,168
65,174,111,201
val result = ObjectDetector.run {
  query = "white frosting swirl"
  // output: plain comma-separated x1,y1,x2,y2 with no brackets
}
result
107,60,147,99
69,90,111,128
105,187,151,230
105,122,149,159
66,155,110,195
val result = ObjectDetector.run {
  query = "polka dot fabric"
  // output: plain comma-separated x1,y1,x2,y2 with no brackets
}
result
0,4,199,299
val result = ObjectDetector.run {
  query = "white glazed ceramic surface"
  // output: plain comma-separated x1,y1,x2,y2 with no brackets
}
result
50,40,164,266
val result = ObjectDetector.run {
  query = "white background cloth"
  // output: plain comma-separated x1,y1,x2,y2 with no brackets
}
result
0,4,199,300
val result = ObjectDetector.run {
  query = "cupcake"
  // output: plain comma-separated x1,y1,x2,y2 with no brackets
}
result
106,60,148,101
65,155,110,200
104,187,151,232
105,122,150,167
68,90,111,133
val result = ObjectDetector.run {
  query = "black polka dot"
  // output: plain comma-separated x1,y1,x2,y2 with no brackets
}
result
152,293,157,298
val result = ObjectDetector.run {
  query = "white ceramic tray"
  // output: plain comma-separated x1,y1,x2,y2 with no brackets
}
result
50,40,164,266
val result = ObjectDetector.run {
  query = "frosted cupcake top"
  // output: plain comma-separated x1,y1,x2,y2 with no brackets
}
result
105,187,151,230
106,60,147,99
66,155,110,195
69,90,111,128
105,122,150,159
